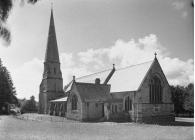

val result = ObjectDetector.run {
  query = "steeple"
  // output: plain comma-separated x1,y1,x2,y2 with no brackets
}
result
45,8,60,63
39,7,64,114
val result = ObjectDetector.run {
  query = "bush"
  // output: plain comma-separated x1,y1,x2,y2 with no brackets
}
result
21,96,38,114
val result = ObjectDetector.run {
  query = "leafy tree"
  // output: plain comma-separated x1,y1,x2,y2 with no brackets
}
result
183,83,194,116
171,85,186,115
0,0,39,45
0,58,18,105
171,83,194,117
21,95,38,113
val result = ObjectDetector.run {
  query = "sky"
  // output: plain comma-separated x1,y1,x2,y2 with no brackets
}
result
0,0,193,100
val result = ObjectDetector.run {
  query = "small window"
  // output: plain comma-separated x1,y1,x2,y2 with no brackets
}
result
125,96,132,111
129,99,132,110
71,95,78,110
115,105,117,113
54,104,56,110
112,105,114,113
60,104,63,111
54,68,56,74
125,97,128,111
95,103,98,108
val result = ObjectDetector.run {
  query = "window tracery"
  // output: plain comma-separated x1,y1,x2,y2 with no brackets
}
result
149,76,162,104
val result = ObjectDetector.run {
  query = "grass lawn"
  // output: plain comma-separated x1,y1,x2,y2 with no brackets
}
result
0,114,193,140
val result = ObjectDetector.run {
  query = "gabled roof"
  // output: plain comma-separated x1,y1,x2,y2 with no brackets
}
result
76,69,112,83
64,69,112,92
74,82,110,102
64,59,155,93
108,60,154,92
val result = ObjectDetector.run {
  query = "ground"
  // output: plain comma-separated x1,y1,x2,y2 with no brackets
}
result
0,114,193,140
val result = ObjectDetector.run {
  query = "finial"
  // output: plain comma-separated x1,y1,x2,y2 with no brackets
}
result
154,52,157,58
113,64,115,69
73,75,76,81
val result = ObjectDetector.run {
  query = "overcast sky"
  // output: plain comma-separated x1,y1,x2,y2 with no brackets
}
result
0,0,193,100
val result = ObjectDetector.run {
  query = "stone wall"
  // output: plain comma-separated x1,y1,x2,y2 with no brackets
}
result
108,103,130,122
45,78,63,93
140,103,175,123
66,86,83,121
38,93,47,114
134,60,174,123
139,59,172,104
82,102,104,121
66,100,82,121
110,92,135,122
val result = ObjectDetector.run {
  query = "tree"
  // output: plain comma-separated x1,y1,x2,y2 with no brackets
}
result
0,58,18,105
171,85,186,115
183,83,194,116
0,0,39,45
21,95,38,113
171,83,194,117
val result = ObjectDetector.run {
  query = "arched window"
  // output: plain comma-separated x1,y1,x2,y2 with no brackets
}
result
115,105,117,113
129,99,132,110
112,105,114,113
149,76,162,104
71,95,78,110
125,96,132,111
125,97,128,111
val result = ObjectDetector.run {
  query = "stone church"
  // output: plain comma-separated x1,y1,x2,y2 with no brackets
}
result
39,9,174,123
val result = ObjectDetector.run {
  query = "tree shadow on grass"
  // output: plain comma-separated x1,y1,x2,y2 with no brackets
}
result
154,121,193,126
145,119,194,127
169,121,194,126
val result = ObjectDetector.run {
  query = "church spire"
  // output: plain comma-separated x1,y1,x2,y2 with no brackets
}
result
39,6,64,114
45,8,60,63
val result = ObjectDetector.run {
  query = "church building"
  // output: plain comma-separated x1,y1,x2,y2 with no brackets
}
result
62,57,175,122
39,9,174,123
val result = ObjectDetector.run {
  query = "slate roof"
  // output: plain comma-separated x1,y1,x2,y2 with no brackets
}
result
64,69,112,92
77,69,112,83
108,60,154,92
64,59,155,93
74,82,110,102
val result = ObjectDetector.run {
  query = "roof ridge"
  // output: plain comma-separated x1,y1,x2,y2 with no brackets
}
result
116,60,153,71
75,60,153,80
76,82,108,86
76,68,112,80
